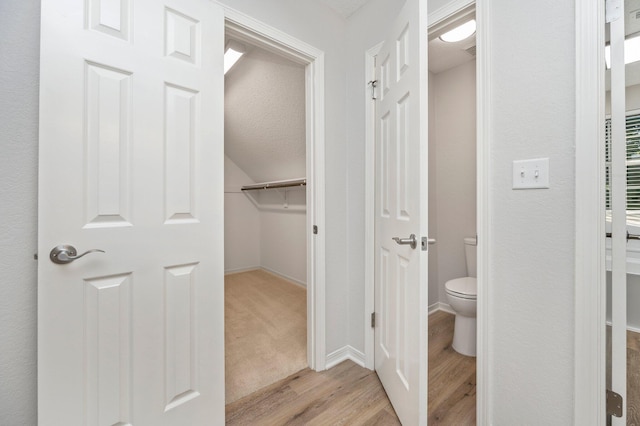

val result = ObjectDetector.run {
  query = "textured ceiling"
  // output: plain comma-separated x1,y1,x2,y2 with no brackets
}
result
315,0,372,18
225,45,306,183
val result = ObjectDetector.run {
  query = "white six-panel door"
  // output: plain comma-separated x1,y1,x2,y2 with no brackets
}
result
38,0,225,424
374,0,428,423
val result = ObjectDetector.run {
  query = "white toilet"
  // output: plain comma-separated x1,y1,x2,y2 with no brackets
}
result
444,237,477,357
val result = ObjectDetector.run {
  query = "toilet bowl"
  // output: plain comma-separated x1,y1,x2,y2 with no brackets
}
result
444,237,477,357
445,277,477,356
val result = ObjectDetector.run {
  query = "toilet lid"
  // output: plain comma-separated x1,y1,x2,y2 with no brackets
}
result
445,277,477,298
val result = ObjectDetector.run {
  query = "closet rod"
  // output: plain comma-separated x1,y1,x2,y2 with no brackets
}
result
241,178,307,191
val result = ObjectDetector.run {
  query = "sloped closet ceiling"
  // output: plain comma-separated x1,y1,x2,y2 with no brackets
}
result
225,45,306,183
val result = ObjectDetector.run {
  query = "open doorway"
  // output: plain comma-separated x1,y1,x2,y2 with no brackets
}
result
426,3,477,423
221,11,327,404
223,36,308,403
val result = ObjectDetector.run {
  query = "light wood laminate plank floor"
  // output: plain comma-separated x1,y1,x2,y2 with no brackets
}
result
428,310,476,425
607,327,640,424
226,310,476,425
226,360,401,425
628,330,640,424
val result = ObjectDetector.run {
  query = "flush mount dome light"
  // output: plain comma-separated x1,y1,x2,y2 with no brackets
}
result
439,19,476,43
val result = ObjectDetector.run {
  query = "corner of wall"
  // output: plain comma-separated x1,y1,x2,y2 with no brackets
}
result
0,1,41,424
325,345,366,369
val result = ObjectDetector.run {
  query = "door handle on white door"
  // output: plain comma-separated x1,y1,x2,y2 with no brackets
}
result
392,234,417,249
49,245,105,264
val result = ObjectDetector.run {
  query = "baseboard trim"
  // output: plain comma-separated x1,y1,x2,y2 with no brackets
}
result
260,266,307,288
428,302,455,315
225,266,260,275
325,345,366,369
224,266,307,288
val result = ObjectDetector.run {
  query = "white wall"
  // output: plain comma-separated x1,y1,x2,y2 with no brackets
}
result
0,1,39,424
260,206,307,286
487,0,575,423
253,187,307,285
433,60,477,303
224,156,261,273
428,71,440,307
224,156,307,285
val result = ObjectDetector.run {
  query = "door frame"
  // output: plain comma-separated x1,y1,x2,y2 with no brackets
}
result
364,0,488,420
222,6,327,371
574,0,606,423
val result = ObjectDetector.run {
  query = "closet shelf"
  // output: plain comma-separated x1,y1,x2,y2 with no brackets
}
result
241,178,306,191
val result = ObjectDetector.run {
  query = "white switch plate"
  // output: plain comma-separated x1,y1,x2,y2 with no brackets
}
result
513,158,549,189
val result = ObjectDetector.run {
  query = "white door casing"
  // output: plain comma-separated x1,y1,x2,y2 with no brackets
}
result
373,0,428,423
610,3,628,424
38,0,225,424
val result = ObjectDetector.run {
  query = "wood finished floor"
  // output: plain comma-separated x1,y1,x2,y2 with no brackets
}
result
428,311,476,425
628,330,640,424
607,327,640,424
226,310,476,425
226,360,401,425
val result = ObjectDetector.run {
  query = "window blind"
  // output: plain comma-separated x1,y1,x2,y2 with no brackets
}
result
605,112,640,224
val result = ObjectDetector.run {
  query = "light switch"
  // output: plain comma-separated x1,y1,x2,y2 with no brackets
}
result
512,158,549,189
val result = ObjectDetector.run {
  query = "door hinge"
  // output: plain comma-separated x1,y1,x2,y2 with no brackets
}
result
607,389,623,417
371,312,376,328
368,80,378,100
313,225,318,235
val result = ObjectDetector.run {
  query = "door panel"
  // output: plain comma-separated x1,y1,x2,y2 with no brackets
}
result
38,0,225,423
84,61,133,228
84,273,133,425
374,0,428,424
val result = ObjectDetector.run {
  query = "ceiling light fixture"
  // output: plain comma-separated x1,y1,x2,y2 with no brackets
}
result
605,35,640,69
224,41,246,74
439,19,476,43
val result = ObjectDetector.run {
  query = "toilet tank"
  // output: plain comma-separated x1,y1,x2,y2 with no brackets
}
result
464,237,477,278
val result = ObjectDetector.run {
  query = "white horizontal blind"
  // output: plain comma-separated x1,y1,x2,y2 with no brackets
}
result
605,112,640,224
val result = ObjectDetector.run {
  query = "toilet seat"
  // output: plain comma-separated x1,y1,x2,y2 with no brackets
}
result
445,277,477,299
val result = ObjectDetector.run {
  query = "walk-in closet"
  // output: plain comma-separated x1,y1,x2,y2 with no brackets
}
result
223,36,308,404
